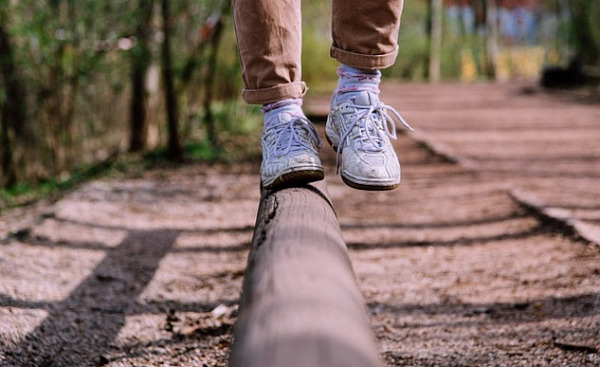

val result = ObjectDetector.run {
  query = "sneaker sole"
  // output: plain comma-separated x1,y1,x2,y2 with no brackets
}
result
263,168,324,190
341,175,399,191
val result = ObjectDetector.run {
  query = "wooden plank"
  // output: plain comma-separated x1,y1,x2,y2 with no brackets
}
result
229,181,381,367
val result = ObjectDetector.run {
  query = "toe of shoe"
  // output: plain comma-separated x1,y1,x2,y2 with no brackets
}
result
345,150,399,176
261,153,323,185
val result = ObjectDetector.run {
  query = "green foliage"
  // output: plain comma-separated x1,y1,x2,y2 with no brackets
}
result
212,19,244,100
197,100,263,162
568,0,600,67
0,157,117,209
144,99,261,163
209,100,262,136
184,141,224,161
384,1,430,81
301,0,338,92
0,0,250,191
3,0,593,198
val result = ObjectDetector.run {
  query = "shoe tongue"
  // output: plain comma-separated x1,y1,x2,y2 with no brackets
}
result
278,111,295,123
352,90,379,106
265,106,304,127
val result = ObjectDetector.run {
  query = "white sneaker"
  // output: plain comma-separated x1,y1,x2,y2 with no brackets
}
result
261,112,324,189
326,90,413,191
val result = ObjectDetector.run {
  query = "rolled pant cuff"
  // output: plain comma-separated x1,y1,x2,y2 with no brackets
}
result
242,81,307,105
330,45,399,70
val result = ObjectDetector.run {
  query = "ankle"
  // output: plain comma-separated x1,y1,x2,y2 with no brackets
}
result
339,64,379,76
334,64,381,103
262,98,304,127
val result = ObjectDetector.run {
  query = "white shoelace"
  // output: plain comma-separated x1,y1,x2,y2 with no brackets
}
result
267,117,322,158
335,102,414,172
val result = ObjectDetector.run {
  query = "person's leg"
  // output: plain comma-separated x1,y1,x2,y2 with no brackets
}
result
232,0,305,104
326,0,413,191
232,0,322,189
330,0,404,70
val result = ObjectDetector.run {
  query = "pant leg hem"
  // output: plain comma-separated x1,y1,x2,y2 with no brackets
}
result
330,45,398,70
242,81,307,105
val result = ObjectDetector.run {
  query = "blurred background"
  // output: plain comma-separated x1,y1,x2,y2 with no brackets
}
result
0,0,598,206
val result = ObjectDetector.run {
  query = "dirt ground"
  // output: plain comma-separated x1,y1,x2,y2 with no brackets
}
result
1,83,599,367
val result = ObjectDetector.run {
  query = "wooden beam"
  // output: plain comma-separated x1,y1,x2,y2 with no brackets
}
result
229,182,380,367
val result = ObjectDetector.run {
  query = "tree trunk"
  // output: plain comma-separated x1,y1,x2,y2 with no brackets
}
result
129,0,155,152
484,0,498,79
203,15,224,147
568,0,600,67
46,0,67,176
0,5,27,187
161,0,183,161
428,0,443,82
0,107,16,188
60,0,80,170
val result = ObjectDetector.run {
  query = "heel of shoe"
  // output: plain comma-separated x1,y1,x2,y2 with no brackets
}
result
264,168,324,190
325,135,338,151
325,117,340,151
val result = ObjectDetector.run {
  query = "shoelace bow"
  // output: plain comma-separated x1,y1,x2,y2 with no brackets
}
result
268,117,322,157
335,102,414,172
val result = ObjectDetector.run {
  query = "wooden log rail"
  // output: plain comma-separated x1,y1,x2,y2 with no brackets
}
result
229,182,381,367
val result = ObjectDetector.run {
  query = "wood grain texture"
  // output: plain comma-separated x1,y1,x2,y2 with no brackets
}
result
229,182,380,367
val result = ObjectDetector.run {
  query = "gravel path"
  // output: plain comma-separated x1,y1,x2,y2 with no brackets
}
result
1,83,599,366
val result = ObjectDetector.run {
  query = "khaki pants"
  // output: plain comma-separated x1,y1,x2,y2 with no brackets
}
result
233,0,404,104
